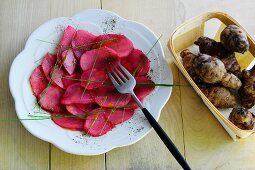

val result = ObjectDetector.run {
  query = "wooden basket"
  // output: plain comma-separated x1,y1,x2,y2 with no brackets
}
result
168,11,255,140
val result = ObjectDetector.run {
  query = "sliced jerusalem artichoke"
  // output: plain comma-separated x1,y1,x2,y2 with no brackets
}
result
199,84,237,108
194,36,242,78
193,54,242,90
228,107,254,130
239,66,255,108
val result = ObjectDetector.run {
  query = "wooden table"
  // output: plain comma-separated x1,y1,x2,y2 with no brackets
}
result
1,0,255,169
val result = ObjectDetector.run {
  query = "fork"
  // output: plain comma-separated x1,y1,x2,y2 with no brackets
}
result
108,63,191,170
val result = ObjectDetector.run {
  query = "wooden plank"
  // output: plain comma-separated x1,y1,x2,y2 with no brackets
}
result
50,0,100,18
51,147,105,170
102,0,185,169
0,0,51,169
49,1,106,170
177,0,255,169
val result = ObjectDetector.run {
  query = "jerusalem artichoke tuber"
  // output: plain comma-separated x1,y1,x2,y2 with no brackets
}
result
228,107,254,130
239,66,255,108
199,84,237,108
194,36,234,59
220,57,242,78
194,36,242,78
180,49,202,83
220,25,249,54
193,54,242,90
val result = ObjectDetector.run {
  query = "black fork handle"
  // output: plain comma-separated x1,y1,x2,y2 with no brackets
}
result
142,108,192,170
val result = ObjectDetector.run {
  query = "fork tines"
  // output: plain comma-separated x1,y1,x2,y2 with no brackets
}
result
108,63,132,85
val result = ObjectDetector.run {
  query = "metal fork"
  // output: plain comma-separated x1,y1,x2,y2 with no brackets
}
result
108,63,191,170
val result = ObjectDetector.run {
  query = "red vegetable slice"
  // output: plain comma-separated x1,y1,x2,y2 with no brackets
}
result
72,30,97,58
52,112,84,131
104,109,134,125
121,49,150,76
80,47,120,71
50,67,65,89
62,73,79,89
75,103,99,112
61,83,94,104
66,104,84,115
84,108,114,137
30,66,48,97
92,34,134,58
98,78,114,88
41,53,57,79
61,49,77,75
38,86,64,112
124,99,139,109
135,76,155,101
81,69,108,90
57,26,76,54
41,53,65,89
66,103,99,116
93,86,131,108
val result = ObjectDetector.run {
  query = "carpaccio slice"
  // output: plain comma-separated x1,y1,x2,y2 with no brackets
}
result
29,66,48,97
52,112,84,131
121,49,150,76
50,67,65,89
104,109,134,125
81,69,108,90
62,73,79,89
75,103,99,112
57,26,76,55
66,103,98,116
61,49,77,75
66,104,84,115
80,47,120,71
99,78,113,88
72,30,97,58
135,76,155,101
41,53,57,79
124,99,139,109
92,34,134,58
93,86,131,108
84,108,114,137
61,83,94,104
38,86,64,112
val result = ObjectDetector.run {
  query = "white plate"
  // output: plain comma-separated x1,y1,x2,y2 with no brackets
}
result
9,9,172,155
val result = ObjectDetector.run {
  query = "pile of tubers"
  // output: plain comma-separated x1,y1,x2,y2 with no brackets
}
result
181,25,255,130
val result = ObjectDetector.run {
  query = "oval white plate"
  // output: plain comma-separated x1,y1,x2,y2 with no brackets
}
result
9,9,173,155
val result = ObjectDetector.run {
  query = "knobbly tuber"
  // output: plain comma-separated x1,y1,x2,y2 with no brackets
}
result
180,49,202,83
194,36,242,78
194,36,234,59
193,53,242,90
239,66,255,108
220,25,249,54
199,84,237,108
228,107,254,130
220,57,242,79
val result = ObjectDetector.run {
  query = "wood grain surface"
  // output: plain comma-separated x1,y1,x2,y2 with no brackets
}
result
1,0,255,170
